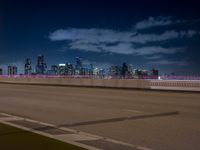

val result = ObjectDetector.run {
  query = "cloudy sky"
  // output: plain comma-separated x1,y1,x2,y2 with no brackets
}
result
1,0,200,74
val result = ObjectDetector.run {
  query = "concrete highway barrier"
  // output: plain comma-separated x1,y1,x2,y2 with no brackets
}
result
0,77,200,91
0,77,150,89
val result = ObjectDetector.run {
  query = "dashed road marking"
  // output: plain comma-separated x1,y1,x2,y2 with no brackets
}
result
123,109,143,113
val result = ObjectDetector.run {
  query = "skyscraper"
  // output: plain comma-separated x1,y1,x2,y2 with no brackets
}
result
58,64,66,75
0,68,3,75
36,55,47,74
51,65,59,75
121,62,128,78
127,64,134,77
89,64,94,76
109,65,121,78
24,58,32,75
8,66,17,75
66,63,74,75
75,57,83,75
151,68,159,78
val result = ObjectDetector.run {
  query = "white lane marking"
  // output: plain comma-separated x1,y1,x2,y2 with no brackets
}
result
0,112,154,150
123,109,143,113
137,146,154,150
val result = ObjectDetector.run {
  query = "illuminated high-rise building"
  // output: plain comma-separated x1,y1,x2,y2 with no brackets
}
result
109,65,121,77
66,63,74,75
121,62,128,78
127,64,134,77
58,64,66,75
8,66,17,75
89,64,94,76
36,54,47,74
75,57,83,75
24,58,32,75
75,57,82,69
0,68,3,75
151,68,159,78
51,65,59,75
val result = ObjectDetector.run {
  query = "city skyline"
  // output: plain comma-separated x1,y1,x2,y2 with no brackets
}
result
1,0,200,75
0,54,159,79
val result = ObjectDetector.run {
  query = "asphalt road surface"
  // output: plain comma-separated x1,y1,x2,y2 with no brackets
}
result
0,83,200,150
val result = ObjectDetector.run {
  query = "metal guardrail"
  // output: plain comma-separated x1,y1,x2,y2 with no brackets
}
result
150,80,200,88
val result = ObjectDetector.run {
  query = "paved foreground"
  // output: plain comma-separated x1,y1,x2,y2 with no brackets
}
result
0,83,200,150
0,122,85,150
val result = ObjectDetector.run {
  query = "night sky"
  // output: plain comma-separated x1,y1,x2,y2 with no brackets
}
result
1,0,200,74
